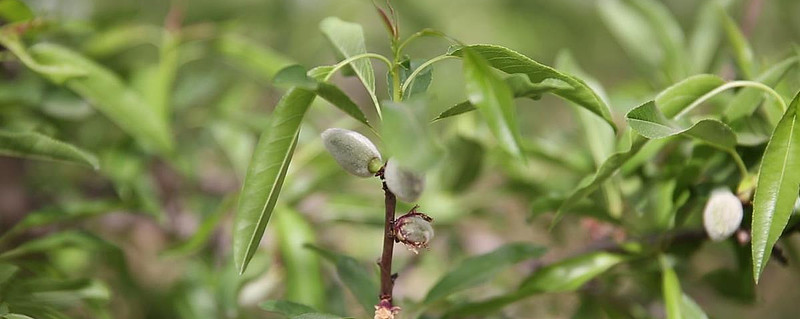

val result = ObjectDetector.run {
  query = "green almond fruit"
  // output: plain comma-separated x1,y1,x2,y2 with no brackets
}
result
384,159,425,202
321,128,382,177
703,188,743,241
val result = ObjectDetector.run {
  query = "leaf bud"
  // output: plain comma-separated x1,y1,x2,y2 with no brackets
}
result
321,128,382,177
703,188,743,241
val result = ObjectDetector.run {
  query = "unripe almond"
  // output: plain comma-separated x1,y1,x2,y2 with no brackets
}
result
703,188,743,241
394,213,434,253
384,159,425,202
321,128,382,177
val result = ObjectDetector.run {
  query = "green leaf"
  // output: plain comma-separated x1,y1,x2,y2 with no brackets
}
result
162,195,236,258
305,244,378,314
0,200,119,244
0,130,99,169
433,76,571,122
438,136,485,193
680,294,709,319
0,232,113,260
292,314,349,319
260,300,317,317
451,45,616,131
26,43,173,154
717,5,755,78
660,256,682,319
0,33,85,78
751,90,800,283
210,121,256,180
381,100,440,172
725,56,799,122
655,74,726,118
274,64,370,127
2,314,35,319
233,88,316,275
626,101,738,151
388,58,433,100
319,17,380,118
623,0,688,80
217,33,294,81
461,48,524,158
0,0,33,23
424,243,546,304
443,252,626,318
276,209,325,310
688,0,728,73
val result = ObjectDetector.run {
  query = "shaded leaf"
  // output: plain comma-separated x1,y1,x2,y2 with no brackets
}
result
233,88,316,274
0,130,99,169
260,300,316,317
162,195,236,258
319,17,380,118
0,232,113,260
451,45,616,131
438,136,485,193
680,294,709,319
217,33,294,81
0,200,119,243
382,100,440,172
27,43,173,153
424,243,546,304
442,252,626,318
305,244,378,314
751,91,800,282
688,0,727,73
388,58,433,100
655,74,726,118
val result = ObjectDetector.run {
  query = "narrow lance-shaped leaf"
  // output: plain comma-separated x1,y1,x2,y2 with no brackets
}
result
274,64,370,127
434,76,572,121
276,209,325,310
717,4,756,79
442,252,626,318
320,17,381,118
624,0,688,80
451,45,617,131
233,88,316,274
660,256,683,319
462,48,524,158
424,243,546,304
27,43,174,154
688,0,729,73
751,90,800,283
725,56,799,122
305,244,378,314
0,130,99,169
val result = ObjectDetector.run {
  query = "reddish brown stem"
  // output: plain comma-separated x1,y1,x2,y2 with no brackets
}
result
378,179,397,303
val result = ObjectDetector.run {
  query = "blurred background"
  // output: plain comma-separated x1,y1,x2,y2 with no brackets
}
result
1,0,799,318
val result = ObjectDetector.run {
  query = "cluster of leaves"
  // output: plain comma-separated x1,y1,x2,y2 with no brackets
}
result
1,0,799,318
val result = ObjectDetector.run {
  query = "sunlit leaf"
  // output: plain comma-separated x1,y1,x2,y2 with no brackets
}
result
451,45,616,131
319,17,380,118
461,48,524,158
717,5,755,78
660,256,682,319
626,101,738,153
0,130,99,169
0,0,33,23
751,91,800,283
276,209,325,310
233,88,316,274
725,56,799,122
